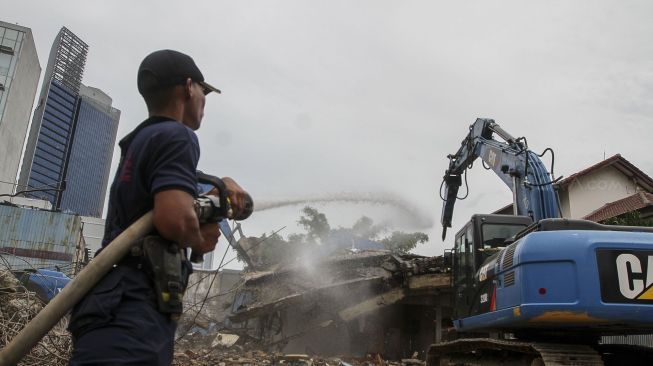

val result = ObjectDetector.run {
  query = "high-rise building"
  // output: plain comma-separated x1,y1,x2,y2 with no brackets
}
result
18,27,120,218
18,27,88,207
59,84,120,217
0,21,40,196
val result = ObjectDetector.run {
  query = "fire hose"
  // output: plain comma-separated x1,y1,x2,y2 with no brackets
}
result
0,177,253,366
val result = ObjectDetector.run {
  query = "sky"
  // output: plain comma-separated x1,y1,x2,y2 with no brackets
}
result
4,1,653,268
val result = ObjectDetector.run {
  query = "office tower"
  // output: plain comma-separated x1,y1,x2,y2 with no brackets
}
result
59,84,120,217
0,21,40,196
18,27,88,207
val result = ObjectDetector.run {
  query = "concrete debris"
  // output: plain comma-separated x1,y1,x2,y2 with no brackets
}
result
276,353,313,365
212,332,240,348
171,346,425,365
400,359,424,366
174,317,429,365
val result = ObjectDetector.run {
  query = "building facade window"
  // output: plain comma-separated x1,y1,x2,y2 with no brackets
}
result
0,25,24,121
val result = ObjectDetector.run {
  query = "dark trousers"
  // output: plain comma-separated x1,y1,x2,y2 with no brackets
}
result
68,265,176,365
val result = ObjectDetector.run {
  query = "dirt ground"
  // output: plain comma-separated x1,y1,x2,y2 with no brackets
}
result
173,331,425,366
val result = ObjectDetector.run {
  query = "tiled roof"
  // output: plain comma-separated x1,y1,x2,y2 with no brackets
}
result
583,192,653,222
492,155,653,217
558,154,653,191
492,203,513,215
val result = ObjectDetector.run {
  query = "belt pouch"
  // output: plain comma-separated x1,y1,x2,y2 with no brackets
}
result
141,235,184,315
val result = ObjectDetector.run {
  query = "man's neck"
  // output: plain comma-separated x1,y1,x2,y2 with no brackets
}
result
149,105,184,123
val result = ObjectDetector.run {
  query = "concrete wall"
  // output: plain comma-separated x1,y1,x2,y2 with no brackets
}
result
80,216,105,255
566,166,640,218
79,84,112,107
558,188,572,218
0,196,52,210
0,22,40,195
183,269,242,324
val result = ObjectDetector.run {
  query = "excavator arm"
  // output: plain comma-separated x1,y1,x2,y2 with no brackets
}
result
440,118,560,240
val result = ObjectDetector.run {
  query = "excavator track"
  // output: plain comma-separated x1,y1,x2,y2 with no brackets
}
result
426,338,604,366
596,344,653,366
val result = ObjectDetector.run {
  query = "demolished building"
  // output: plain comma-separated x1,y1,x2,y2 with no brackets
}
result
220,249,452,360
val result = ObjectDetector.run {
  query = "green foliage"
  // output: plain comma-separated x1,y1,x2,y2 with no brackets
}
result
250,206,429,267
257,232,298,266
297,206,331,242
602,211,653,227
380,231,429,254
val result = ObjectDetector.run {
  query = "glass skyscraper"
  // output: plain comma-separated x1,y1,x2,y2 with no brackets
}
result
0,21,40,196
18,27,88,206
18,27,120,217
59,85,120,217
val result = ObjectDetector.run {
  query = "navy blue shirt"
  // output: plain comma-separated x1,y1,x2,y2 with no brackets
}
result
102,116,200,246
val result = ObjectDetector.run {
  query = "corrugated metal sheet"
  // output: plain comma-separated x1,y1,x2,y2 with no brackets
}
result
602,334,653,348
0,204,83,276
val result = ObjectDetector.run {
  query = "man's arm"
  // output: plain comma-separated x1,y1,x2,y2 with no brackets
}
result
153,189,219,254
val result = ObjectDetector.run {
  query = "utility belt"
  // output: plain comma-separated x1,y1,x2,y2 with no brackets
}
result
119,236,193,318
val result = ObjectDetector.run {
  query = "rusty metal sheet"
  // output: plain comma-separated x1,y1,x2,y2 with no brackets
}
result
0,205,83,275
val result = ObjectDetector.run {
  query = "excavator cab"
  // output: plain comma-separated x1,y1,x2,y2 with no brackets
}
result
451,214,532,319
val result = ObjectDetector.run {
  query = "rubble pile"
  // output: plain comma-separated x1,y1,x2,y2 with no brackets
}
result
0,269,71,366
173,333,424,366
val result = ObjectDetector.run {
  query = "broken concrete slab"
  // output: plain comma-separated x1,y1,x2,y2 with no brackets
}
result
212,332,240,348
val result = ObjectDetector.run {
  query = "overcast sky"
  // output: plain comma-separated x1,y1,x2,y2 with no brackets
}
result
5,1,653,267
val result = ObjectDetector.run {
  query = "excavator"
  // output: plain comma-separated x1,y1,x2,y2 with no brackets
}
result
428,118,653,365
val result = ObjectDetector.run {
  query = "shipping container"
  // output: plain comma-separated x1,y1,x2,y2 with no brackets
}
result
0,204,83,276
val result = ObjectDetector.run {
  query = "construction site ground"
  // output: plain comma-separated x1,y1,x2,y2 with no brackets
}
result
174,336,424,366
2,249,446,365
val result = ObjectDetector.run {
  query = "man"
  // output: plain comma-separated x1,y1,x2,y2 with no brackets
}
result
68,50,247,365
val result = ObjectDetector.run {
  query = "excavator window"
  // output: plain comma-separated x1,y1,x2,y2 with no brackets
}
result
453,234,464,286
453,226,475,277
480,224,528,249
452,224,477,317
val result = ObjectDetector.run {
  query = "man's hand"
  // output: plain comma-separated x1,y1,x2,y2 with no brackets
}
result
222,177,248,219
196,222,220,254
206,177,249,219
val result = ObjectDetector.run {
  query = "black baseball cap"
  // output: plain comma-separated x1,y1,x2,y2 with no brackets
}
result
137,49,221,95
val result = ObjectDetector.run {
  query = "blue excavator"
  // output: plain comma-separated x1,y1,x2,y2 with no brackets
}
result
428,118,653,365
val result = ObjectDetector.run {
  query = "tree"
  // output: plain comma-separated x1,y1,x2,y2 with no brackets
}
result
257,232,298,266
380,232,429,254
297,206,330,243
248,206,429,268
602,211,653,227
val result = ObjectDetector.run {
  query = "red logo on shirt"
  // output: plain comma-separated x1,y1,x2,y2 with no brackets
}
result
119,153,133,182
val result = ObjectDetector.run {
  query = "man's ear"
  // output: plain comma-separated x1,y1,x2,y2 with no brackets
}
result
184,78,194,99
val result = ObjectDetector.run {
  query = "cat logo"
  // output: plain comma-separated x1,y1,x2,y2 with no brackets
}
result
616,253,653,300
597,250,653,303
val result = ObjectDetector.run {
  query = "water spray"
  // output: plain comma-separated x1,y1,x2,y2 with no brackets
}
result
255,192,434,229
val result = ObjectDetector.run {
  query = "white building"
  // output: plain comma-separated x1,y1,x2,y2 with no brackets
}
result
495,154,653,222
0,21,40,196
